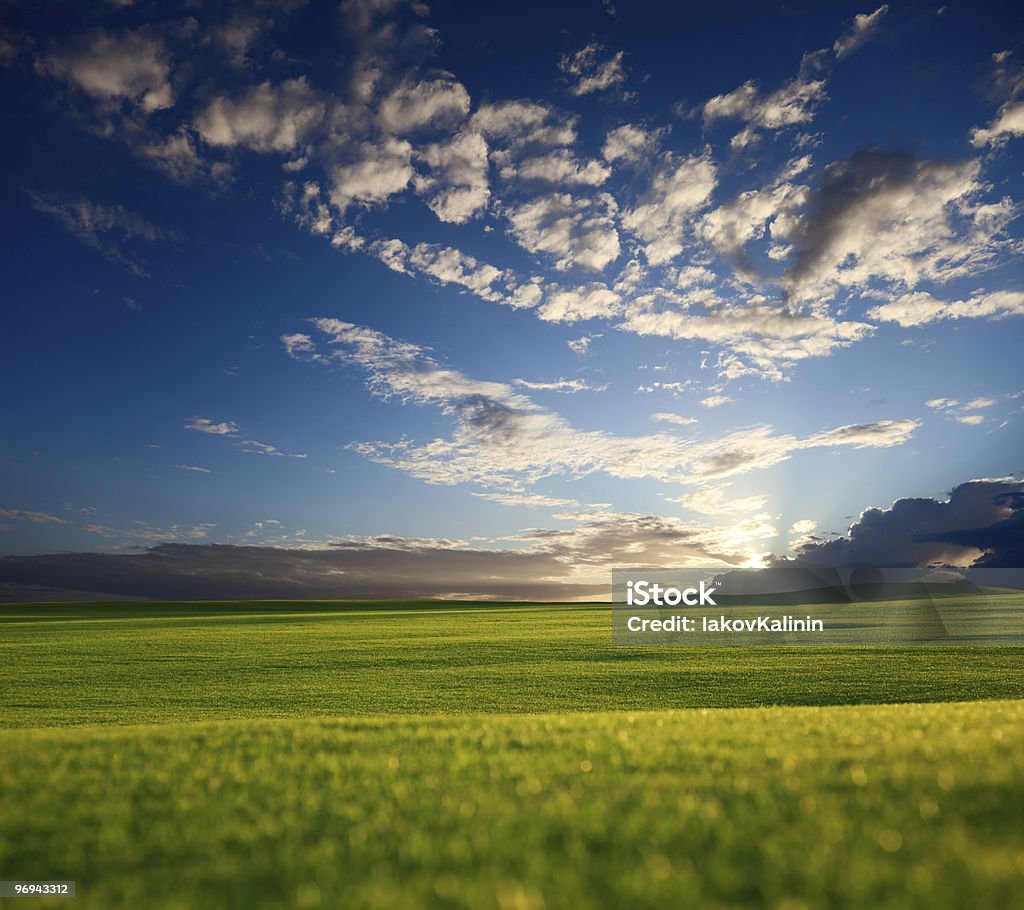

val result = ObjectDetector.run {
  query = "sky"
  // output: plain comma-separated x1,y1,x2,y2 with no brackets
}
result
1,0,1023,600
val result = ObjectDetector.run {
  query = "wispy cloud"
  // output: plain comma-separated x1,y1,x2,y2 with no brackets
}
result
27,192,171,276
288,319,919,489
833,6,889,59
558,44,627,96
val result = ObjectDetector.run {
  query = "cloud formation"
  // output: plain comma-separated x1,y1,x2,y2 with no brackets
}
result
195,78,326,153
39,28,174,112
558,43,627,96
27,192,170,276
287,319,918,489
779,478,1024,568
833,6,889,59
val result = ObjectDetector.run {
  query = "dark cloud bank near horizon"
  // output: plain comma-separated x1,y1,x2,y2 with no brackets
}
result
1,478,1021,602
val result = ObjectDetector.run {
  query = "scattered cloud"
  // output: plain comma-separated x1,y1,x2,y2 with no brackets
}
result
39,28,174,113
329,138,415,212
602,124,662,163
471,492,576,508
670,485,768,517
290,319,918,490
621,153,716,265
185,416,305,458
970,102,1024,149
702,53,829,148
651,412,698,426
558,44,626,96
567,333,602,356
782,149,1013,303
185,417,240,436
833,6,889,59
868,290,1024,327
27,192,171,276
414,129,490,222
377,76,470,134
506,192,621,271
513,377,606,393
195,78,326,153
0,508,67,525
537,282,621,322
926,394,1005,427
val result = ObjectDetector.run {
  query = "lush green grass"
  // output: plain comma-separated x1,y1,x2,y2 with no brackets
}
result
1,601,1022,728
1,701,1022,909
1,600,1022,909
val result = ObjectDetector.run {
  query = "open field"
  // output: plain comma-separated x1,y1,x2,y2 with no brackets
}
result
1,601,1022,727
1,600,1022,909
1,702,1023,909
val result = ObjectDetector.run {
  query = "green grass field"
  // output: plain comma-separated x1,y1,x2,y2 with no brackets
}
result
1,601,1022,909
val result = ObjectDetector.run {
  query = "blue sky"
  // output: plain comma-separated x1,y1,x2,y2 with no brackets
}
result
1,0,1023,598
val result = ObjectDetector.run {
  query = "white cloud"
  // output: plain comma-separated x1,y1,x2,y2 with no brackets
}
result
867,290,1024,327
971,101,1024,148
621,153,716,265
472,492,576,508
782,151,1012,302
567,333,602,355
377,77,471,134
506,193,621,271
699,171,808,274
618,296,873,378
195,78,325,153
138,130,211,184
471,100,576,149
670,485,768,517
414,130,490,223
833,6,889,58
803,419,918,449
699,395,733,408
925,395,1002,427
602,124,661,163
537,283,621,322
329,137,414,211
506,149,611,186
368,238,512,304
651,412,698,426
513,378,606,393
40,28,174,112
702,54,828,146
294,319,919,491
281,333,322,358
238,439,307,458
185,417,240,435
558,43,626,96
174,464,211,474
789,518,817,534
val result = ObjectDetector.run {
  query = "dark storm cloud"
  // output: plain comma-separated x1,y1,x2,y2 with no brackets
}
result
777,479,1024,568
0,541,605,602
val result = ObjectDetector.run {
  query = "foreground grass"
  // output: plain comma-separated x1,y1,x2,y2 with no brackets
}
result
0,701,1022,909
1,602,1022,727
